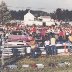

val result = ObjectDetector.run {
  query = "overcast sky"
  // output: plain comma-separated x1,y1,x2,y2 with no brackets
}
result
0,0,72,12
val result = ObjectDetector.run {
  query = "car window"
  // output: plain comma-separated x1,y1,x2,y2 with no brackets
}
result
11,31,22,35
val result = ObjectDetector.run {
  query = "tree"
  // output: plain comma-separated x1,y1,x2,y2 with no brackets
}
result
55,8,63,21
0,1,11,24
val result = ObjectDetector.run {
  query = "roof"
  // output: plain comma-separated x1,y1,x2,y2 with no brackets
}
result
39,16,51,19
24,11,35,18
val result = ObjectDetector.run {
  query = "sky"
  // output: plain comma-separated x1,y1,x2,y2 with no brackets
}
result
0,0,72,13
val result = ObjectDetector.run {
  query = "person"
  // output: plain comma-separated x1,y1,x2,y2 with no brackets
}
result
5,32,10,39
41,27,46,45
68,34,72,52
58,29,64,43
31,24,36,37
68,34,72,43
30,38,37,58
50,35,57,55
44,38,50,56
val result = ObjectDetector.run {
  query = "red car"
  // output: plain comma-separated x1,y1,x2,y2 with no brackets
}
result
8,31,30,41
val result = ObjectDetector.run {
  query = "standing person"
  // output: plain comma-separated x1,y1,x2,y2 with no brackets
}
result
44,38,50,56
59,29,64,43
31,24,36,37
68,34,72,43
50,35,57,55
41,27,46,45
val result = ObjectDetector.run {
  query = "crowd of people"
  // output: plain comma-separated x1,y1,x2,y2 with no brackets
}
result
27,24,72,58
18,24,72,58
1,23,72,58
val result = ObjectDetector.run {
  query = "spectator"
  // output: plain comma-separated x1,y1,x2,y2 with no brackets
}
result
59,29,64,37
68,34,72,43
41,27,46,45
50,35,57,55
44,38,50,56
30,38,37,58
31,24,36,37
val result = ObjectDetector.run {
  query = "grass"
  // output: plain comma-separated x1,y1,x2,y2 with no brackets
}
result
4,55,72,72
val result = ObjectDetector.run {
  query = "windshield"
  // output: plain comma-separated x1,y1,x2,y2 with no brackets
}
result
11,31,22,35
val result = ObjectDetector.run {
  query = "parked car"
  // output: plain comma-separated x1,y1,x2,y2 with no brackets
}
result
8,30,30,41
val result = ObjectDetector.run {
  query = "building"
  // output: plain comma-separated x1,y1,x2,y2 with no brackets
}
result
24,10,35,21
38,16,55,26
38,16,53,22
24,10,36,26
24,11,60,26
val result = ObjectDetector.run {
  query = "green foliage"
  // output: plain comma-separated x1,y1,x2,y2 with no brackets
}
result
5,56,72,72
0,1,11,24
10,8,72,21
50,8,72,21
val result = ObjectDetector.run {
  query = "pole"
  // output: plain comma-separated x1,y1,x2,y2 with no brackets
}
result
1,34,5,72
64,43,67,53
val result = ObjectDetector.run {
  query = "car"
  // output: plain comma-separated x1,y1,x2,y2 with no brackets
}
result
8,30,29,41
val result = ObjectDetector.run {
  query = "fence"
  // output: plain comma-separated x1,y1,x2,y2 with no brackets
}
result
1,43,72,58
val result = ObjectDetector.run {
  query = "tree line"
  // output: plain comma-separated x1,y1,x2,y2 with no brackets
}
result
10,9,49,20
0,1,72,25
50,8,72,21
10,8,72,22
